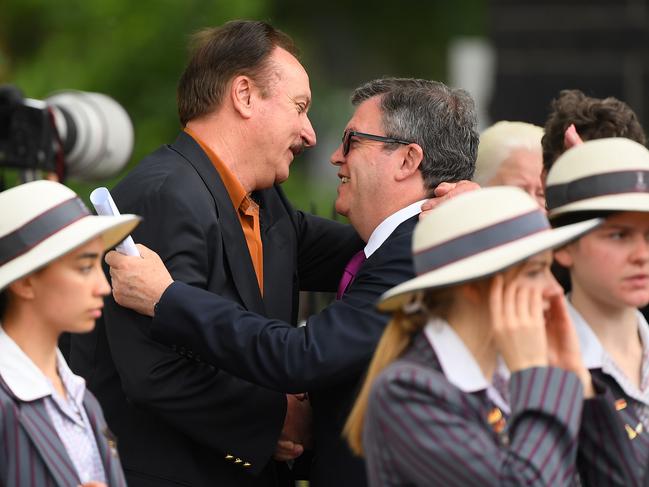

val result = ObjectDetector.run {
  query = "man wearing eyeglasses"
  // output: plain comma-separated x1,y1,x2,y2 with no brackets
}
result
107,77,478,486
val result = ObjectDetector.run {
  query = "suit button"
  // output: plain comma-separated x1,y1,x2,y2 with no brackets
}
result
243,462,252,468
224,454,234,461
234,458,243,464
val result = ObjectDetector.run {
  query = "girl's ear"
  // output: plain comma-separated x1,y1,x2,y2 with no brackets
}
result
459,280,488,305
8,275,36,300
553,246,574,269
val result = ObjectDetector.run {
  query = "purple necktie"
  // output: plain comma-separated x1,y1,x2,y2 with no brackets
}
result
336,250,366,299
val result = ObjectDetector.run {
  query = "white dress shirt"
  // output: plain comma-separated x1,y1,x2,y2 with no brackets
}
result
364,199,427,258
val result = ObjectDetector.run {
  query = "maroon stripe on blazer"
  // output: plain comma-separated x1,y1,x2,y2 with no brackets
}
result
28,405,78,480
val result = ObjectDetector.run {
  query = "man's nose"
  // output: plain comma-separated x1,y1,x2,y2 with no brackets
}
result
330,143,345,167
302,116,316,148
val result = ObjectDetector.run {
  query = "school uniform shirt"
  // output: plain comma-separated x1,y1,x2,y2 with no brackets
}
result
569,302,649,486
363,317,585,486
0,325,125,486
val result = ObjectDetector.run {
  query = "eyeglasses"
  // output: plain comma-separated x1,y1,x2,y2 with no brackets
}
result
342,129,413,156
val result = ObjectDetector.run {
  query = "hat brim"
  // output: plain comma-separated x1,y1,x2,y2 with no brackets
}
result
549,193,649,219
0,214,140,291
378,217,601,312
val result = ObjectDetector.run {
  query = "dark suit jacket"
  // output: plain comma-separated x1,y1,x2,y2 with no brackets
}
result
0,377,126,487
364,333,586,486
149,215,418,486
70,132,359,487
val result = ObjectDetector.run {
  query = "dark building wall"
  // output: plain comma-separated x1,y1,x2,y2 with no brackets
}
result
488,0,648,128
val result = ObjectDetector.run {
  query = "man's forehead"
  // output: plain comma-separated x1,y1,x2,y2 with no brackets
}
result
345,97,383,131
270,47,309,81
270,45,302,65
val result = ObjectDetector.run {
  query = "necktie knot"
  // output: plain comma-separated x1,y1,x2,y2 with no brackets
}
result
336,250,366,299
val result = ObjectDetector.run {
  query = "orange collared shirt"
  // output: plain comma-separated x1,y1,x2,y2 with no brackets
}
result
185,128,264,294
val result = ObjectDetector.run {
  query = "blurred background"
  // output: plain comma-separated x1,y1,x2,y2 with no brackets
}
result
1,0,647,214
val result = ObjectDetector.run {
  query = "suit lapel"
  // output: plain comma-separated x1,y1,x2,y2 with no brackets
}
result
18,400,80,486
257,186,295,320
83,394,124,487
170,132,265,313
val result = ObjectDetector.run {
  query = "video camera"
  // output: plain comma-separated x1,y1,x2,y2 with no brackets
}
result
0,85,133,182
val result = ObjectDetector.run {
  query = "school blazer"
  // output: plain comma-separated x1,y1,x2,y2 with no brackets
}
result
0,378,126,487
363,332,634,486
363,333,647,487
578,369,649,487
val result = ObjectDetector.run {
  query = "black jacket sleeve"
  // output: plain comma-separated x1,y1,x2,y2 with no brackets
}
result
151,219,415,393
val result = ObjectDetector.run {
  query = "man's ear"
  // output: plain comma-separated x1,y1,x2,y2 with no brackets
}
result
553,246,574,269
230,75,254,119
396,144,424,182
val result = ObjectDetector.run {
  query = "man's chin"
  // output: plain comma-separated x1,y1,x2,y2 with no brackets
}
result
334,200,348,218
275,170,290,185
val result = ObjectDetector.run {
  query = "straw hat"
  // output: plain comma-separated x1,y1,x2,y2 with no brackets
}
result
546,137,649,219
378,186,600,311
0,180,140,291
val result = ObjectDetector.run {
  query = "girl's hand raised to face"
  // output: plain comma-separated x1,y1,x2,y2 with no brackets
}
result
545,293,594,398
489,274,548,372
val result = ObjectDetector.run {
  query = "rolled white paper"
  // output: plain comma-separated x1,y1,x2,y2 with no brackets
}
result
90,187,140,256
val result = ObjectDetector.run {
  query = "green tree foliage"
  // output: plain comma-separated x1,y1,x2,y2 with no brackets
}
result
1,0,484,210
1,0,270,195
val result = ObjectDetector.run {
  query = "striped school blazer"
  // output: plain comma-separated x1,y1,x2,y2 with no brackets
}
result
0,378,127,487
363,331,630,486
578,370,649,487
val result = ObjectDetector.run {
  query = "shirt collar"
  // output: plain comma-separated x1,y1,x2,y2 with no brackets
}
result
184,127,248,210
423,317,489,391
0,325,51,401
0,325,85,403
423,317,510,413
364,199,425,258
57,351,86,407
